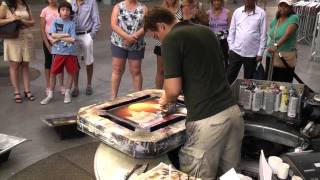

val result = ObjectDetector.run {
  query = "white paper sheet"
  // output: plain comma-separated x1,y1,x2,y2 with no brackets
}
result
220,168,240,180
259,150,273,180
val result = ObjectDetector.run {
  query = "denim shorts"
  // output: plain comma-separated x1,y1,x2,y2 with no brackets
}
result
111,43,145,60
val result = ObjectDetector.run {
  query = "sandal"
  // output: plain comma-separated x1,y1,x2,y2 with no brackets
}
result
24,91,36,101
14,93,23,103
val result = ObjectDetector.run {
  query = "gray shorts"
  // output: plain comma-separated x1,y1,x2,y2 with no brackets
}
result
111,43,145,60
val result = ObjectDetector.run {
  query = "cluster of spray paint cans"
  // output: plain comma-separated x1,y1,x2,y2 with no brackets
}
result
238,81,301,118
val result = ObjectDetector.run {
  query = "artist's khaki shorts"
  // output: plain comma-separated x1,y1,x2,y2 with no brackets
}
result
179,105,244,180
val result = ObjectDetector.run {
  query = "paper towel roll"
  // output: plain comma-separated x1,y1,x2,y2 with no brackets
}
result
277,163,290,179
268,156,283,174
292,176,303,180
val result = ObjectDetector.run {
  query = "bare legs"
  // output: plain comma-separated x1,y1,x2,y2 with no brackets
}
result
111,58,142,100
41,72,74,105
111,57,126,100
128,60,142,92
45,68,64,94
72,64,93,96
21,62,31,93
9,61,35,102
9,61,20,94
86,64,93,87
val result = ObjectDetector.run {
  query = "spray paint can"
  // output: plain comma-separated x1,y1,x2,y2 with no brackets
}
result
274,91,281,112
239,85,247,106
263,90,275,114
243,89,253,110
279,86,289,113
288,96,299,118
252,88,263,112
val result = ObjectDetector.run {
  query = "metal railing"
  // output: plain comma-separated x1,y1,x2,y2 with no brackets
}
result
294,1,320,45
311,12,320,62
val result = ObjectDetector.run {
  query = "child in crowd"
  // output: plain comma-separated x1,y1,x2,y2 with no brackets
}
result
40,0,65,96
40,1,78,105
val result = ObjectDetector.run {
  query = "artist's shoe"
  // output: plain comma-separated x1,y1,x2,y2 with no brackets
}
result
71,88,79,97
64,90,71,104
86,86,93,96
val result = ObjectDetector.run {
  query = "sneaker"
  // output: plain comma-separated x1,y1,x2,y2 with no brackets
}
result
41,90,53,105
64,91,71,104
71,88,79,97
40,96,53,105
86,86,93,96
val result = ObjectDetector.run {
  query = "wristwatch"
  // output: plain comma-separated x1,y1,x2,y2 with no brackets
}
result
273,43,279,49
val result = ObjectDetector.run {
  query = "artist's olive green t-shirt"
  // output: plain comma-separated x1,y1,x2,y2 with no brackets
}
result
162,21,236,122
267,15,299,52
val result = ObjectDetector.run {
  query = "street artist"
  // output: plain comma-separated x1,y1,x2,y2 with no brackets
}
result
144,7,244,179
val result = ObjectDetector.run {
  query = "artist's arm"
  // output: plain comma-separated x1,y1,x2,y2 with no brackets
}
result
160,78,182,106
160,39,183,106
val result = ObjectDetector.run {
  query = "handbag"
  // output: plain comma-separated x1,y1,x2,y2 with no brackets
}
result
272,50,297,68
253,62,266,80
0,20,21,38
271,20,297,68
0,7,22,39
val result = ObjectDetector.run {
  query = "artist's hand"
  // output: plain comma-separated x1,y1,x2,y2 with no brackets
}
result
256,56,262,62
159,92,168,107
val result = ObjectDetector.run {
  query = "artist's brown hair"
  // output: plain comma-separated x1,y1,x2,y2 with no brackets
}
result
144,7,176,32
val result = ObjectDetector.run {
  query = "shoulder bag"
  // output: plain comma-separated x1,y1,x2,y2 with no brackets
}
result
0,7,22,38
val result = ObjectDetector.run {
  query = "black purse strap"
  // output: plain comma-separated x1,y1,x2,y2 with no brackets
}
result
278,52,292,69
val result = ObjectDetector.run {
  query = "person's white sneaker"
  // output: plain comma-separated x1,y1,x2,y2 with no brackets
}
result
40,91,53,105
64,89,71,104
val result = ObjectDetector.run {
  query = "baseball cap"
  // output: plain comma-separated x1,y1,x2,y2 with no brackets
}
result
278,0,293,6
